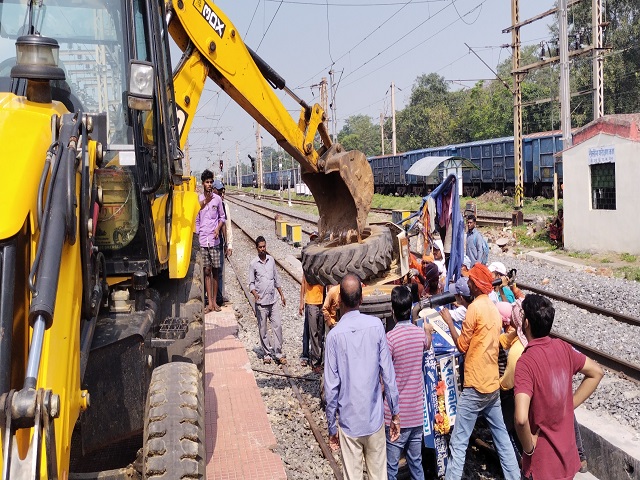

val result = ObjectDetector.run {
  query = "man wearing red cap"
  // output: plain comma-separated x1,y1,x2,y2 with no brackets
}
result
441,263,520,480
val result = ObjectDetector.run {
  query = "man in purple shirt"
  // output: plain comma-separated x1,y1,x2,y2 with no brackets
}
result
324,274,400,480
196,170,226,313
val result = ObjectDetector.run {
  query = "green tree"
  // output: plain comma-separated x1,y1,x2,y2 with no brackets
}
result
337,114,382,156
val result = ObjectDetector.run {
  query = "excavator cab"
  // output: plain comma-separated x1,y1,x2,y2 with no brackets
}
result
0,1,203,478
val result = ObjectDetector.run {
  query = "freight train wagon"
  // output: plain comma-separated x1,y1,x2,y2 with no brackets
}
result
236,167,299,190
369,131,564,198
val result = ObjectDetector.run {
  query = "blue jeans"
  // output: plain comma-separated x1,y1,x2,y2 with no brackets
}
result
216,243,225,305
385,425,424,480
445,388,520,480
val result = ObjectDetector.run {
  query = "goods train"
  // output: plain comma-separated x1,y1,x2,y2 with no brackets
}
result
229,131,564,198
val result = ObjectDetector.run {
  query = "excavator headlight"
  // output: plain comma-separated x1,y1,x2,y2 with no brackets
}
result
11,35,65,81
127,61,154,111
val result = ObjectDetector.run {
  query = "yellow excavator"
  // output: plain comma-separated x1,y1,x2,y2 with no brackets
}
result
0,0,393,478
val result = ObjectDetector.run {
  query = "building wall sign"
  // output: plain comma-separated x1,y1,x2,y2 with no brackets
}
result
588,146,615,165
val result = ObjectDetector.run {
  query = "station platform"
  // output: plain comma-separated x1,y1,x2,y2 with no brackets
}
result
204,307,287,480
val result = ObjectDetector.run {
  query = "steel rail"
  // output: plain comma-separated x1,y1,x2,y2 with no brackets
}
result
226,212,343,479
518,282,640,328
226,195,316,236
228,191,531,223
549,332,640,383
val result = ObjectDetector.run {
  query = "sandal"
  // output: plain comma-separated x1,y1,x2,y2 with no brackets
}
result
213,305,222,312
204,305,214,313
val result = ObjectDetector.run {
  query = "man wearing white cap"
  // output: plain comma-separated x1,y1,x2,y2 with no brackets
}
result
488,262,515,304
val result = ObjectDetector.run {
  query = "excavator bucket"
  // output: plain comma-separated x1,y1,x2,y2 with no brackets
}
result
302,144,374,243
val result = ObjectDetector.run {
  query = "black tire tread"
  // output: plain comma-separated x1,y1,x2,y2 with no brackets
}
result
143,363,205,479
302,225,393,286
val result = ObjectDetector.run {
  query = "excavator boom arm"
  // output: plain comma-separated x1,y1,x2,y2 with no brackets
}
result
167,0,373,241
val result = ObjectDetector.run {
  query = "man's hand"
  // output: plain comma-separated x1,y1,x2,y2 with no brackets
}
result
408,268,420,279
226,247,232,257
423,322,434,336
390,415,401,442
281,294,287,306
252,291,259,303
298,305,304,316
329,434,340,451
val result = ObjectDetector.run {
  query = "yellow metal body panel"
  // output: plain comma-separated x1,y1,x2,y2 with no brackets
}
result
152,190,200,278
169,191,200,278
0,94,67,239
0,95,88,478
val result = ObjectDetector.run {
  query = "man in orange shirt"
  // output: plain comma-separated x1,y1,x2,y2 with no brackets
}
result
322,284,341,329
441,263,520,480
299,276,325,373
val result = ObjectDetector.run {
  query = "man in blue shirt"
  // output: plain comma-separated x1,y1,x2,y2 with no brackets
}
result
324,274,400,480
466,214,488,266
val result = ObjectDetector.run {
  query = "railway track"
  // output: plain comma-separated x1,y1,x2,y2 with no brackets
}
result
228,190,533,226
225,205,342,479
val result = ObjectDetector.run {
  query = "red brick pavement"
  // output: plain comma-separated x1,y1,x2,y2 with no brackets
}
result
204,307,287,480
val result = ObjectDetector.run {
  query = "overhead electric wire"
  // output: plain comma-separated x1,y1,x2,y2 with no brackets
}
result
294,0,418,90
265,0,446,4
339,0,457,82
256,0,285,51
340,0,489,89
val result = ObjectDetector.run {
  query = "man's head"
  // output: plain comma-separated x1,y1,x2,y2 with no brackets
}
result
421,261,440,295
467,263,494,296
339,273,362,312
449,277,473,305
201,169,214,192
488,261,507,281
391,286,412,322
522,294,555,339
255,235,267,259
213,179,224,193
432,240,443,261
466,214,477,232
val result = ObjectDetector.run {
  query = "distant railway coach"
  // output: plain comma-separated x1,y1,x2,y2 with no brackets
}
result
368,131,564,198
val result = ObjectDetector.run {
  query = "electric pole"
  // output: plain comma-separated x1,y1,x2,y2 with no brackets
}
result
320,77,329,132
391,81,397,155
329,69,338,142
510,0,524,211
236,142,241,189
256,123,263,192
592,0,604,119
380,112,385,156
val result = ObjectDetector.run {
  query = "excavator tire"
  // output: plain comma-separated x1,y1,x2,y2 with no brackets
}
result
301,225,393,286
142,362,205,479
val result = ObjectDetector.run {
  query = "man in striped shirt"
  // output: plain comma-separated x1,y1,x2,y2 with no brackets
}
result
384,286,433,480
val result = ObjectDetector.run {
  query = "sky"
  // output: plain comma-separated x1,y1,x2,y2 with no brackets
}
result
179,0,559,175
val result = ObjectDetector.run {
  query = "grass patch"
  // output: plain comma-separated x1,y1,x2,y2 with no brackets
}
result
600,258,612,264
616,266,640,281
568,251,592,259
620,252,637,263
512,226,557,250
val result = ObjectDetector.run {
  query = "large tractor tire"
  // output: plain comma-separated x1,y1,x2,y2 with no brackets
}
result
359,285,394,332
142,362,205,479
302,225,393,286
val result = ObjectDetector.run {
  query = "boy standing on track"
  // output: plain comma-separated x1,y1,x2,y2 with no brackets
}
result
515,294,604,480
196,170,226,313
249,236,287,365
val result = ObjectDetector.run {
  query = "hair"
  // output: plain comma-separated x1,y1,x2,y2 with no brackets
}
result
409,282,419,303
391,286,413,321
466,214,476,222
201,169,214,182
522,294,555,338
254,235,266,247
339,273,362,309
459,292,474,304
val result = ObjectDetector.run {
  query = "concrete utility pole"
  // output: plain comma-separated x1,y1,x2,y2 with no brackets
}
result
391,81,397,156
236,142,241,189
558,0,572,213
256,123,263,192
592,0,604,119
511,0,524,211
380,112,385,155
329,69,338,142
320,77,329,132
